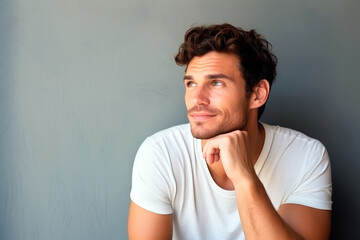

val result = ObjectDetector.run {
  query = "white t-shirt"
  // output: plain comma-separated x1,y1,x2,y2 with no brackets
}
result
130,123,332,240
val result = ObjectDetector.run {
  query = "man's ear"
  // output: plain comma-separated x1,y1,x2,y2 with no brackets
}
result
249,79,270,109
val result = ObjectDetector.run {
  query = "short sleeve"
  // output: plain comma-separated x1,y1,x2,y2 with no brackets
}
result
285,142,332,210
130,137,175,214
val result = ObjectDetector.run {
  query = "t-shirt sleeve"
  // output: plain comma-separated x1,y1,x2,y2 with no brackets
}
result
130,137,174,214
285,142,332,210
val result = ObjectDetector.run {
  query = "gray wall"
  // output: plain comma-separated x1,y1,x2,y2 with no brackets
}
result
0,0,358,239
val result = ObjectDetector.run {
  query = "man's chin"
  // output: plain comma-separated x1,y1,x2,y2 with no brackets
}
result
190,125,223,140
189,123,244,139
191,132,215,140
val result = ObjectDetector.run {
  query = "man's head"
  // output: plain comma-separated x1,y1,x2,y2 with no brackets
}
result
175,23,277,120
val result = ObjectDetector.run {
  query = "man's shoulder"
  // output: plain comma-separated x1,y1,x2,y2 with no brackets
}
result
136,123,195,164
146,123,192,142
262,122,326,151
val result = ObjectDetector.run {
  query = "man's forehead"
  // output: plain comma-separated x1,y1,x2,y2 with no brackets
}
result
185,52,242,78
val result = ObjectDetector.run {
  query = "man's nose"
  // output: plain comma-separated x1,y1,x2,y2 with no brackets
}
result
193,87,210,105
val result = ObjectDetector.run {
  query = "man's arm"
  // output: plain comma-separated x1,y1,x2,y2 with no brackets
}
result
128,201,172,240
203,130,331,240
234,176,331,240
279,204,331,239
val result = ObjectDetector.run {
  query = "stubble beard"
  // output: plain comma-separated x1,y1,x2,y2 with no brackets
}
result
189,115,248,140
187,103,249,139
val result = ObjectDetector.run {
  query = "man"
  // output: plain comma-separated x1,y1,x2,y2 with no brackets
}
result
128,23,332,239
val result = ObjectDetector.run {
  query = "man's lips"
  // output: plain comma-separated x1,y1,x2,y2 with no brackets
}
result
189,112,217,121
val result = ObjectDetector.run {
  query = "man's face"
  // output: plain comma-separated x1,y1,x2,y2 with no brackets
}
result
184,51,250,139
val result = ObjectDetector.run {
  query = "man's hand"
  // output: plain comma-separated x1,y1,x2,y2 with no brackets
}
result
202,130,256,182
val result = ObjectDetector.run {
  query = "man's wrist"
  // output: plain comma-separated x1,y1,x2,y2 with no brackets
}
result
232,173,262,195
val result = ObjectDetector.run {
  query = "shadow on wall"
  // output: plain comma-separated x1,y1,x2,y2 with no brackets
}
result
263,90,360,239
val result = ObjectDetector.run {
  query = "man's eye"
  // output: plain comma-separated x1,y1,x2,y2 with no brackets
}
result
212,81,224,86
186,81,196,87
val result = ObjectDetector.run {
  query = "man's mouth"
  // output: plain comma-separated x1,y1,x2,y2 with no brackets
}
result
189,112,217,121
187,106,220,121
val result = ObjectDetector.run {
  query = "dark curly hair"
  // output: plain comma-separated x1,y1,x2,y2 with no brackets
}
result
175,23,277,119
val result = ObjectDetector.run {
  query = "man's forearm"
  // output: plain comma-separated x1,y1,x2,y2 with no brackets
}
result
234,177,303,240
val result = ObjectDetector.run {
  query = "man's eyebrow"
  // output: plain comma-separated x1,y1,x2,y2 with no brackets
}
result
183,73,234,81
205,73,234,81
183,75,193,81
